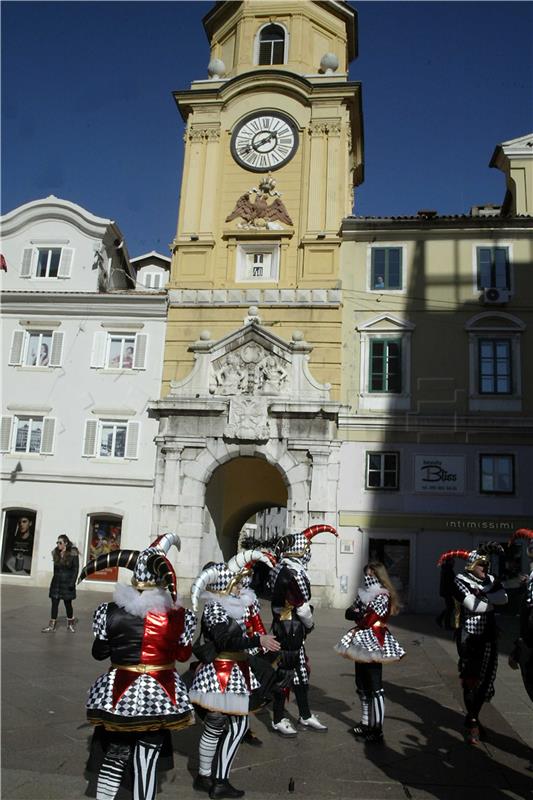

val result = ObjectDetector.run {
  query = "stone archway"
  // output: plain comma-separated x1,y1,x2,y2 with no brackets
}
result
149,309,342,602
204,456,288,560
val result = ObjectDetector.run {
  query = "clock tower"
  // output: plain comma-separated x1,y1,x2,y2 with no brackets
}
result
151,0,364,595
163,0,363,396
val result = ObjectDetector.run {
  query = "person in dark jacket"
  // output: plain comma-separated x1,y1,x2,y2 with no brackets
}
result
41,534,79,632
436,558,456,630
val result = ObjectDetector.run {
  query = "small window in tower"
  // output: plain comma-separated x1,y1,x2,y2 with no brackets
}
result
258,24,285,66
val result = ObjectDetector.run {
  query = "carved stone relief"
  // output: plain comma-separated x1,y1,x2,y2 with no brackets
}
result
224,396,270,442
209,344,289,397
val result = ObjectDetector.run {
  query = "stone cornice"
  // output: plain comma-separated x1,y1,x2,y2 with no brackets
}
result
342,216,533,234
0,471,154,487
168,288,341,307
338,413,533,433
0,292,168,319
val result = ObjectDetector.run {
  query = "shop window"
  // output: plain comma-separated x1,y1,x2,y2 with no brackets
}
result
1,509,36,575
85,515,123,582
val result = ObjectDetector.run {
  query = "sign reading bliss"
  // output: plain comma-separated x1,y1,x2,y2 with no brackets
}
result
415,456,465,494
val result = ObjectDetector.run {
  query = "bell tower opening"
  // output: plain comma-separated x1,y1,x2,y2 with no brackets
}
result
205,456,288,561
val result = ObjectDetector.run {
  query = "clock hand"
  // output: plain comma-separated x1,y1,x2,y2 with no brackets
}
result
253,131,277,150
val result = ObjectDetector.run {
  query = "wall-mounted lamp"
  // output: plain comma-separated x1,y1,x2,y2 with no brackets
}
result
190,233,199,241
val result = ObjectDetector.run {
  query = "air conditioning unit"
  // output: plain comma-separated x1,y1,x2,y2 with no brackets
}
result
481,287,510,305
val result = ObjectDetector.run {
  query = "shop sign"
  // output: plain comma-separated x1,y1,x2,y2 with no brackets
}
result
415,455,465,494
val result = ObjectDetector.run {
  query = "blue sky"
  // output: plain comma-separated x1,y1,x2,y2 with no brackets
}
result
2,1,532,257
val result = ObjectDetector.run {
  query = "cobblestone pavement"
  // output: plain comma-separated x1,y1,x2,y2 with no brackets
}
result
2,585,532,800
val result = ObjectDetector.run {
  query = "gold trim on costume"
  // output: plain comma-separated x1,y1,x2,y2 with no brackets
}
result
215,652,248,662
280,601,294,621
110,662,174,673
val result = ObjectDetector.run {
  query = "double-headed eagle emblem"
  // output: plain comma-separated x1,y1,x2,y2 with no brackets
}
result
225,175,293,229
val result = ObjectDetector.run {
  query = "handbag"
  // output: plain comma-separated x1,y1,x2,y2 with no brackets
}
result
192,633,217,664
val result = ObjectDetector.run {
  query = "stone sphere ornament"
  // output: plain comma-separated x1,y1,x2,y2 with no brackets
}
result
320,53,339,74
207,58,226,79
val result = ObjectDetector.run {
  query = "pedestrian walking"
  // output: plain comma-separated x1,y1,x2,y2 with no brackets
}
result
189,550,280,799
79,532,196,800
438,542,508,745
268,524,337,737
41,534,79,632
334,561,405,743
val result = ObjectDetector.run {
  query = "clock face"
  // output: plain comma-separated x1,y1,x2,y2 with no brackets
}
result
231,111,299,172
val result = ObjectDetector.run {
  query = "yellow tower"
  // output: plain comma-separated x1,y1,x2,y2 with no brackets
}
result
163,0,364,399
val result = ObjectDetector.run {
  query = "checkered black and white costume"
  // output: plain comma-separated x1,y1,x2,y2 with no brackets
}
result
453,569,507,720
334,577,405,664
189,588,263,715
268,558,313,685
87,584,196,732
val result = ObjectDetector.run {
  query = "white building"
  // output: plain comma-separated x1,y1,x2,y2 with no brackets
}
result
131,251,171,291
0,197,168,592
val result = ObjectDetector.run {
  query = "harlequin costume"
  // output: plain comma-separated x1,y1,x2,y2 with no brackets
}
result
79,532,196,800
189,549,276,799
268,524,337,737
438,541,508,745
334,570,405,742
508,529,533,703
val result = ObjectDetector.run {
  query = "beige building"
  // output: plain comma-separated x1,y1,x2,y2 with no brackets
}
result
338,134,533,610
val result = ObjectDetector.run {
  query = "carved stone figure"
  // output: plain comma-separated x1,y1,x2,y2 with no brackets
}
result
258,355,288,395
210,354,247,395
225,175,293,230
224,396,270,442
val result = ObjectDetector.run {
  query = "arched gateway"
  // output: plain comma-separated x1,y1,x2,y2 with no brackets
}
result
149,308,341,603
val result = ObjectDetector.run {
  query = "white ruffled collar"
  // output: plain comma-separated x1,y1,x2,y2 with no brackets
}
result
113,584,182,618
201,587,256,620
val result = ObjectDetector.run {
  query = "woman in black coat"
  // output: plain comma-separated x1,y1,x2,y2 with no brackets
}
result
42,534,79,632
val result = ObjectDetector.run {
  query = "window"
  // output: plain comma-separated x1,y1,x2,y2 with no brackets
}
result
8,329,64,368
20,246,74,279
370,248,402,290
480,454,514,494
369,339,402,393
0,415,56,455
257,24,285,65
236,243,280,282
478,339,511,394
476,247,510,290
90,332,148,370
366,452,399,490
1,509,36,576
83,419,140,460
357,315,414,412
466,312,524,412
86,515,123,582
143,272,166,289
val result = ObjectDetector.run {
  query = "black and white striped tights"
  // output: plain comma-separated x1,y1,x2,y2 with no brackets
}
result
198,712,249,781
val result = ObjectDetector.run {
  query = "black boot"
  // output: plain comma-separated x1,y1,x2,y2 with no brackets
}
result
209,779,245,799
193,775,213,793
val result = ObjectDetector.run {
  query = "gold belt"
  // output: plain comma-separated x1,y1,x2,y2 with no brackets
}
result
215,652,248,662
111,662,174,673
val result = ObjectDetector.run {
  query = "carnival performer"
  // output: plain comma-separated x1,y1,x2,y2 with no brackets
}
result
507,529,533,703
268,524,337,737
334,561,404,743
189,550,280,799
79,532,196,800
438,541,508,745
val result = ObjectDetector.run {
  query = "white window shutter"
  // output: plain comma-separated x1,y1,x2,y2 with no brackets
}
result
125,420,140,459
58,247,74,278
90,332,107,368
40,417,56,455
133,334,148,370
0,416,13,452
9,330,26,366
49,331,65,367
82,419,98,457
20,248,34,278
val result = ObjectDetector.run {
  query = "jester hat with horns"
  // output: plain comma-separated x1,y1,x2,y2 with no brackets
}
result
78,532,181,600
437,540,504,572
508,528,533,558
274,524,338,567
191,549,276,611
